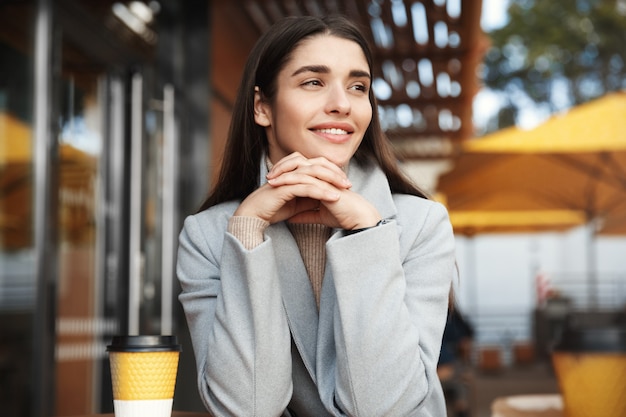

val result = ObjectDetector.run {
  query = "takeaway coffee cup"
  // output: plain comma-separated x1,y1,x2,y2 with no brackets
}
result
551,325,626,417
107,335,182,417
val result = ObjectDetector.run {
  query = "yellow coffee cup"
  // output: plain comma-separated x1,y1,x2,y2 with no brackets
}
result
107,335,182,417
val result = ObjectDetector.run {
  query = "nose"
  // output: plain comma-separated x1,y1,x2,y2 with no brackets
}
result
325,83,351,115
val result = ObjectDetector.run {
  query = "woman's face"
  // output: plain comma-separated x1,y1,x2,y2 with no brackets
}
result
254,34,373,168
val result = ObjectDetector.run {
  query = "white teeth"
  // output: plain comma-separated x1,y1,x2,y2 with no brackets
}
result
317,128,348,135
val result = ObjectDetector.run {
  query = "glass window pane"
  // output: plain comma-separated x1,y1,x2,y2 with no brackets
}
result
0,2,36,416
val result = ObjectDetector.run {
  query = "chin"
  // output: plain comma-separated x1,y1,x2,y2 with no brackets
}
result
304,148,355,169
327,156,351,168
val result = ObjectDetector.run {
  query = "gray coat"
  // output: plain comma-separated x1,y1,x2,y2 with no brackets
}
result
176,159,456,416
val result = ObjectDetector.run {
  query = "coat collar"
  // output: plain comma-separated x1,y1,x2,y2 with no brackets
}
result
347,158,398,223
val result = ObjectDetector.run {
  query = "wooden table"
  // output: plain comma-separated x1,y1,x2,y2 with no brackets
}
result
66,412,212,417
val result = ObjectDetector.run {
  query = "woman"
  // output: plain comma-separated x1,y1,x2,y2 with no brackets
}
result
177,15,456,416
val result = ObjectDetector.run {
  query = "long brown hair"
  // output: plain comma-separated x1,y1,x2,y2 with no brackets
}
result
198,15,427,212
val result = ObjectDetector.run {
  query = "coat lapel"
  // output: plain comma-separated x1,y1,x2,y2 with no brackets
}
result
266,223,320,381
260,157,400,385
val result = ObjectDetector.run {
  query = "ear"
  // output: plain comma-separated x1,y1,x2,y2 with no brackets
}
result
253,87,272,127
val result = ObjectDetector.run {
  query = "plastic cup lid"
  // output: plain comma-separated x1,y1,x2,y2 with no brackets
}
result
553,326,626,353
106,335,182,352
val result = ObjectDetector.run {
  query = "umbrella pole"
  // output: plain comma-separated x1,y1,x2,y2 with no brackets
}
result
586,221,599,309
465,235,479,316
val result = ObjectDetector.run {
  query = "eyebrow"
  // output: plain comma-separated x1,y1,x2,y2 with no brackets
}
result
291,65,371,79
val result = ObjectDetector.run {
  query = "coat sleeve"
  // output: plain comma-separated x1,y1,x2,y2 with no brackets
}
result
176,212,293,416
319,199,455,416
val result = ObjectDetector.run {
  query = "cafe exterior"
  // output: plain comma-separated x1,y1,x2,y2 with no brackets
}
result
0,1,485,415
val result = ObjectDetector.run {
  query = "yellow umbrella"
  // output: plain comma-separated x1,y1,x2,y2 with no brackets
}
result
447,209,587,236
0,112,31,164
433,192,588,235
1,113,97,249
439,91,626,234
598,211,626,236
465,92,626,153
437,92,626,306
0,113,32,248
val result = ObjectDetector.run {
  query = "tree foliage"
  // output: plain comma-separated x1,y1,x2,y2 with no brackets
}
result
482,0,626,130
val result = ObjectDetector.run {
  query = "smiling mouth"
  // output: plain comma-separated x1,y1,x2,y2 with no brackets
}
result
314,128,351,135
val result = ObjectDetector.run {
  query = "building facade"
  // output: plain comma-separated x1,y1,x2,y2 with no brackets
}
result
0,1,211,415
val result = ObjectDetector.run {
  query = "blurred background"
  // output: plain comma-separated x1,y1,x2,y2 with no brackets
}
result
1,1,625,416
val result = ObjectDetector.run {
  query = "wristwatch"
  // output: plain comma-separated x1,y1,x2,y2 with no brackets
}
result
344,218,390,235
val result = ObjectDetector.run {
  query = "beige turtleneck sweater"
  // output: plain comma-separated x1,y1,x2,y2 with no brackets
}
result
228,216,331,309
226,157,334,308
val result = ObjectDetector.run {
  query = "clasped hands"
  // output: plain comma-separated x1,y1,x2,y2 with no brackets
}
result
233,152,381,231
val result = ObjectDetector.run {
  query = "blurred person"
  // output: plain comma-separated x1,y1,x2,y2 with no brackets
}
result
176,15,456,416
437,298,475,417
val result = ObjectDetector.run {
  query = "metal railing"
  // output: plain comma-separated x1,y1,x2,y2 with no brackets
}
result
548,273,626,310
464,273,626,366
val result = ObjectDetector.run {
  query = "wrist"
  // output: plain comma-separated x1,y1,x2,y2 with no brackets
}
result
228,216,270,250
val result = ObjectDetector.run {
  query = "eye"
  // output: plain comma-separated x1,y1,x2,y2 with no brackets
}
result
350,83,369,93
302,79,323,87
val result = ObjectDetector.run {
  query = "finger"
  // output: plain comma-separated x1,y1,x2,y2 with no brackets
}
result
266,152,307,178
268,154,350,187
281,182,342,204
306,156,352,187
268,162,351,190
